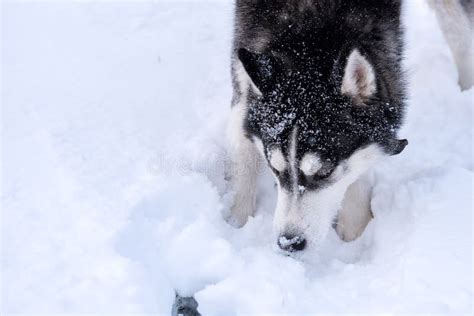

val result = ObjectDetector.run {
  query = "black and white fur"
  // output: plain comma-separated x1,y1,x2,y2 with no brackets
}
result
227,0,408,252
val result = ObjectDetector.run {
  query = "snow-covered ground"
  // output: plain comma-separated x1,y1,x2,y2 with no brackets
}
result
2,0,472,314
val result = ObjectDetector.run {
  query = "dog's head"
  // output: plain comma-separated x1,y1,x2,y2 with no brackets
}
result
238,47,407,252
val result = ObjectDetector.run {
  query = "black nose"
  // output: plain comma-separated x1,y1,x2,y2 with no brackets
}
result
278,234,306,252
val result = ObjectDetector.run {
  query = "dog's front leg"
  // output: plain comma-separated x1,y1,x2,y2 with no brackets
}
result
226,103,261,228
336,175,373,242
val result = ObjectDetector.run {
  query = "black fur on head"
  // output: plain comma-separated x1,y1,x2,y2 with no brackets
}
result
233,0,407,167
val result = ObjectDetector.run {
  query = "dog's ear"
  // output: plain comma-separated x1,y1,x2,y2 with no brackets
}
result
341,49,377,103
238,48,279,94
385,138,408,156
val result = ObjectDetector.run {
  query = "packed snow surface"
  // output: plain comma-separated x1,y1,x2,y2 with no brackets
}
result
2,0,472,314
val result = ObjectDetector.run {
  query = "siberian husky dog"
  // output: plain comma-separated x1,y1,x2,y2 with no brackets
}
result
227,0,408,253
428,0,473,90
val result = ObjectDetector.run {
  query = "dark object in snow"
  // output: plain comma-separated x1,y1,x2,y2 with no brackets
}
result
171,294,201,316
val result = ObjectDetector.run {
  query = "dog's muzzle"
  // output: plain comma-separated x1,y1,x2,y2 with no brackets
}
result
277,234,306,252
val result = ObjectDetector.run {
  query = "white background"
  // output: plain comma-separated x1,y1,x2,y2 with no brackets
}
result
2,0,472,314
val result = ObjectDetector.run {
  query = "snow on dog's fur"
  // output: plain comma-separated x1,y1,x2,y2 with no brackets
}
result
227,0,408,252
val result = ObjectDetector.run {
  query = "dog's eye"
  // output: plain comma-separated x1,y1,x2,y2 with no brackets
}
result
315,172,331,181
305,171,331,184
316,165,333,179
318,170,331,179
272,168,281,177
303,164,333,184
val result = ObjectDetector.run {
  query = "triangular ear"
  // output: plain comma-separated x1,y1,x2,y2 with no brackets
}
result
341,49,377,103
238,48,279,94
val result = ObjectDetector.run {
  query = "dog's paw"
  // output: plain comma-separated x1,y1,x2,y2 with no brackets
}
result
226,206,253,228
335,209,372,242
226,213,248,228
225,198,255,228
335,222,359,242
